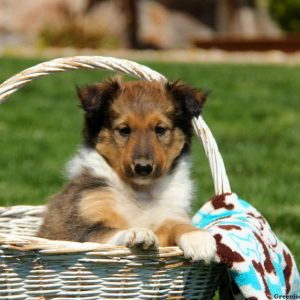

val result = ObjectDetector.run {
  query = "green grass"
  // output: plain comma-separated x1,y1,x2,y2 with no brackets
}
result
0,57,299,268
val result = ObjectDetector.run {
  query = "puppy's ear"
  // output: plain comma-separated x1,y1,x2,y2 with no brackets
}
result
77,79,121,114
166,81,207,118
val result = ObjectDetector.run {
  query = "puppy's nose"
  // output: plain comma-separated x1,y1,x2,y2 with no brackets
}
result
134,162,153,176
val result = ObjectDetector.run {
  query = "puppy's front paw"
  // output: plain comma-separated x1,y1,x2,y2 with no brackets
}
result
177,230,216,263
112,228,159,250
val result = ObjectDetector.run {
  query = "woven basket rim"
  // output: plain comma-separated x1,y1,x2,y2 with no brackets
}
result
0,204,194,258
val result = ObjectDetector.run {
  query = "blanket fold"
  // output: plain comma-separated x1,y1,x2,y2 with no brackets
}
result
192,193,300,299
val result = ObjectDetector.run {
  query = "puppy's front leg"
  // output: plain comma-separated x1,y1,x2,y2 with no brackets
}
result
86,226,159,250
82,226,159,250
155,219,216,263
78,189,127,243
79,190,158,249
107,227,159,250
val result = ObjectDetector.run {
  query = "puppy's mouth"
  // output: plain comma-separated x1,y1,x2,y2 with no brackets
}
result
122,164,163,186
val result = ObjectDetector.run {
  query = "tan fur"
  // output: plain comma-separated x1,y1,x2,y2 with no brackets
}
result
78,189,128,229
163,128,185,170
155,218,200,247
95,81,186,187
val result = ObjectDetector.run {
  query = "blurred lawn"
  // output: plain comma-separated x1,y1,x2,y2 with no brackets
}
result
0,57,299,267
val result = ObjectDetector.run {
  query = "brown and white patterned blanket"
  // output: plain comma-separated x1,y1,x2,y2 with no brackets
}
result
192,193,300,299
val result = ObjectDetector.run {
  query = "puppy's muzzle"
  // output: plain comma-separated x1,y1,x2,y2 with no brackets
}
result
133,159,153,177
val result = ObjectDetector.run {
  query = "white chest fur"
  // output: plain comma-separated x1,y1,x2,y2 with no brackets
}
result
67,147,194,228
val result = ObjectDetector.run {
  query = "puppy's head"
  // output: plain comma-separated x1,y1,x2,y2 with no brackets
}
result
78,79,206,187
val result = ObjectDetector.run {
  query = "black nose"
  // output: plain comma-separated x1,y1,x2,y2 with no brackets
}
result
134,163,153,176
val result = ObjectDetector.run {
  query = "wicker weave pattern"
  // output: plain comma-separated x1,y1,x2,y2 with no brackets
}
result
0,56,228,299
0,247,224,300
0,56,165,102
0,206,43,237
0,208,225,300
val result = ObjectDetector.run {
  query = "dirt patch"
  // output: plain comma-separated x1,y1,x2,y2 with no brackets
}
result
1,46,300,65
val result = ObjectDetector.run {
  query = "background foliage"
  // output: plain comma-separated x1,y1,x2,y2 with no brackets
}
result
269,0,300,32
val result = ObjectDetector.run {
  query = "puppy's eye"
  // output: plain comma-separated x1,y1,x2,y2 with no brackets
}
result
155,126,167,136
118,126,131,136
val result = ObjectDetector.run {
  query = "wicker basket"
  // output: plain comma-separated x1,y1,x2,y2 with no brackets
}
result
0,56,230,300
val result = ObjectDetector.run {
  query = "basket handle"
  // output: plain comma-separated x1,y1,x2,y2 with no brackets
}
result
0,56,231,195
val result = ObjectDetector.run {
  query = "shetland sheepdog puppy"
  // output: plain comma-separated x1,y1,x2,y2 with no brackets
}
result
37,79,216,262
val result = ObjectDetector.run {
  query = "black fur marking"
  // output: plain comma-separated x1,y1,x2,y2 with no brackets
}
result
166,80,208,163
77,79,120,147
78,223,116,243
166,81,207,118
72,173,109,192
